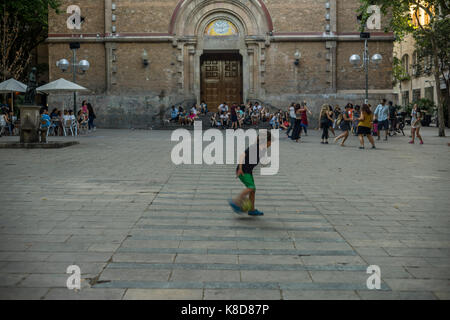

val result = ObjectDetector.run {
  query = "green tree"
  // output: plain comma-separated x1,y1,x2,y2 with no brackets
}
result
0,0,61,82
359,0,450,136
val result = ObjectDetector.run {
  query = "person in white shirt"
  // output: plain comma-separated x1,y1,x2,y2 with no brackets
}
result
373,98,390,141
191,104,198,116
286,103,296,137
63,110,71,121
219,102,228,114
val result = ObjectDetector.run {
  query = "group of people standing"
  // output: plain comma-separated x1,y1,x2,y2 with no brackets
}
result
286,102,313,142
286,98,424,149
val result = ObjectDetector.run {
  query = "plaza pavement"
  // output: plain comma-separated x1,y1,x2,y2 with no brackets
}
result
0,126,449,300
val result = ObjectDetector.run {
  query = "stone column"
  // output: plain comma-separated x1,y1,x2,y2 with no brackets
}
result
19,105,41,143
326,0,337,93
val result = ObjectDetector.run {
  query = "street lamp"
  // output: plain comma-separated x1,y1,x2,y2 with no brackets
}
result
294,50,301,66
56,42,90,115
349,33,382,104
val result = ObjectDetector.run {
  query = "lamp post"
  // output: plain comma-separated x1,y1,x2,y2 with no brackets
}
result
350,33,382,104
294,50,301,66
56,42,90,115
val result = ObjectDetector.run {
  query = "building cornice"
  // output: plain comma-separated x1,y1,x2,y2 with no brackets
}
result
46,32,395,43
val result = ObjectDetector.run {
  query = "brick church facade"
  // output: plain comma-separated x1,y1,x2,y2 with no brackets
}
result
47,0,395,128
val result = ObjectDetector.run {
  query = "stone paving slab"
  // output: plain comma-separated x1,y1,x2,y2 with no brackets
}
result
123,289,203,300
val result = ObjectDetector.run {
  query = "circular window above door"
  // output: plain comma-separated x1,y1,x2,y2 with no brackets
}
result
205,20,238,36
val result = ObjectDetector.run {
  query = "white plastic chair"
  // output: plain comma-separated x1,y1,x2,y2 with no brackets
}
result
63,119,74,136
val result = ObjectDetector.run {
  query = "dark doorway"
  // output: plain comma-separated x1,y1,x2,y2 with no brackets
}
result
201,51,242,112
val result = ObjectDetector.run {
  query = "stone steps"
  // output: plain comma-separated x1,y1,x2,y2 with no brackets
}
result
153,113,273,130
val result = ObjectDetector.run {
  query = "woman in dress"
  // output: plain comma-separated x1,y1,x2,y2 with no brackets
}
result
334,104,352,146
409,104,424,144
299,102,312,136
290,104,302,142
357,104,376,149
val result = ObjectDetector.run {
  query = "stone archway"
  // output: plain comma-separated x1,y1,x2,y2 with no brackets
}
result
170,0,272,105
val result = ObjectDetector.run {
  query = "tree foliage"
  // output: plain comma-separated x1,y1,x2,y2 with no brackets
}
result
358,0,450,136
0,0,61,81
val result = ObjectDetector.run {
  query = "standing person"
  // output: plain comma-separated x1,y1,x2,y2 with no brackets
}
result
409,104,424,144
81,101,88,114
290,104,302,142
352,105,361,135
87,103,96,131
388,101,397,135
374,99,390,141
40,108,51,132
333,105,341,129
230,103,239,130
286,103,296,137
229,132,272,216
328,105,336,137
334,104,352,146
319,104,333,144
357,104,376,149
299,102,312,136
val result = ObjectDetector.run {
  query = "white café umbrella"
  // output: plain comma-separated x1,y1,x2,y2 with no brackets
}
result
0,78,28,112
36,78,89,113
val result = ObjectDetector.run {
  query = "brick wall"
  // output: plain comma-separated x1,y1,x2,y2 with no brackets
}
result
49,0,105,34
115,0,178,33
111,43,178,94
265,42,329,94
264,0,327,33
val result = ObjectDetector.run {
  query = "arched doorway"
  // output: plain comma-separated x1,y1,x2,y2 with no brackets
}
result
201,51,243,109
170,0,272,106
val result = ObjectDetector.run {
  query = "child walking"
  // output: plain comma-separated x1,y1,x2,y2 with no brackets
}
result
229,132,272,216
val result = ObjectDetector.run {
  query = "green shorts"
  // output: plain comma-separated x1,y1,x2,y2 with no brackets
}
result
239,174,256,190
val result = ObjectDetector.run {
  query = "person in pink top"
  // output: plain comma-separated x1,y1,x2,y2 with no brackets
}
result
81,100,88,114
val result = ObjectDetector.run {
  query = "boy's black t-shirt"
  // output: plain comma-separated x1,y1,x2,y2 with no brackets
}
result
236,142,260,175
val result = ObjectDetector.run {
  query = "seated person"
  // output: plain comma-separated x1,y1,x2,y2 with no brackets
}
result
269,114,279,129
178,107,186,125
210,113,217,127
191,104,198,116
251,111,259,125
187,111,196,125
63,110,70,121
200,101,208,115
170,105,179,122
78,110,88,127
280,119,290,131
220,112,229,129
